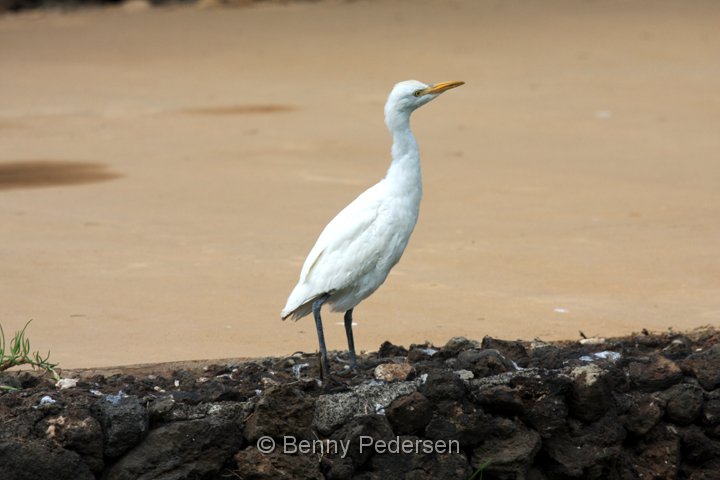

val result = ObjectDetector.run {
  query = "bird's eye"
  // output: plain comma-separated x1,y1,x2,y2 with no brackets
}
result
413,89,423,97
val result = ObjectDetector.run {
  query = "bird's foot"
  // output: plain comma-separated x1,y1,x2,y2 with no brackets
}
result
335,353,358,370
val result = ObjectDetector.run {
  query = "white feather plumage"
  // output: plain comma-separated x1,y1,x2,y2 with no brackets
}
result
281,80,463,346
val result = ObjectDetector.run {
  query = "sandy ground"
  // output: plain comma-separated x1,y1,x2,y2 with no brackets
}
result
1,0,719,368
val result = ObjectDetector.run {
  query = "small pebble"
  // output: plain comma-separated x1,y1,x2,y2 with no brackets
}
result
374,363,413,382
55,378,78,390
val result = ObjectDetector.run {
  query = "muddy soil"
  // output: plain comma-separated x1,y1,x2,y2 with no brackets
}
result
1,328,720,479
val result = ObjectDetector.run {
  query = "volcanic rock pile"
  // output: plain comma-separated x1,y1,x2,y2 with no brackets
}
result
1,328,719,479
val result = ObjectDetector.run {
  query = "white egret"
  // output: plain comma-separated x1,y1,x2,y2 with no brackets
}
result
281,79,464,375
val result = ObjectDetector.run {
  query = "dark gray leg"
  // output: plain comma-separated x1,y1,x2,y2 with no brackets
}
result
313,294,331,377
344,309,357,369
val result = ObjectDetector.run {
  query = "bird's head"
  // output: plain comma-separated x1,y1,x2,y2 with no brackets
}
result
384,80,464,129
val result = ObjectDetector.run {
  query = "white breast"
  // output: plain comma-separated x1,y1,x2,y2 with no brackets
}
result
281,178,421,318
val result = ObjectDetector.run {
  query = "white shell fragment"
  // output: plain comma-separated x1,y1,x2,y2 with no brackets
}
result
580,351,622,363
55,378,78,390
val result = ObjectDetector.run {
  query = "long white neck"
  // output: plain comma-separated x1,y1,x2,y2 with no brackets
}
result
384,109,422,198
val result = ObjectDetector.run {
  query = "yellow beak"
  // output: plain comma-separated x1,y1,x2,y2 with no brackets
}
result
420,80,465,96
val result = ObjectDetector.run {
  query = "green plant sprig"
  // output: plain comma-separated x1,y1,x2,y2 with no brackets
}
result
468,459,491,480
0,320,59,381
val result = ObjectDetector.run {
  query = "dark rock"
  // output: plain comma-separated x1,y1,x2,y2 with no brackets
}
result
628,354,683,392
498,370,572,438
147,394,176,421
324,457,354,480
424,400,486,448
331,414,394,468
526,343,572,369
543,413,626,479
525,394,568,439
105,416,242,480
442,336,479,355
201,379,245,401
245,385,315,442
92,393,148,459
707,423,720,440
624,394,664,436
613,390,634,414
662,383,704,425
234,447,323,480
702,389,720,427
17,371,45,389
457,349,514,378
473,383,525,416
481,336,530,368
527,468,548,480
386,392,433,435
0,372,22,390
45,410,104,472
0,440,94,480
471,421,541,480
682,344,720,390
568,364,613,422
644,421,680,443
167,390,203,405
425,400,515,449
407,346,437,363
361,450,471,480
363,435,425,478
662,336,693,360
685,458,720,480
377,341,408,358
171,369,197,390
680,425,720,464
418,370,466,401
620,429,680,480
401,452,472,479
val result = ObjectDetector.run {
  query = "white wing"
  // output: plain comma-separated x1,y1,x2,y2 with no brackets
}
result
282,181,388,319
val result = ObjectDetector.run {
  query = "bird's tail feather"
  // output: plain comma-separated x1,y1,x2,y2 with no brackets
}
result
281,295,318,321
280,290,335,321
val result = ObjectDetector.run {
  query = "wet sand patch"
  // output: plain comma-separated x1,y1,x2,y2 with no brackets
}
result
0,160,122,190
